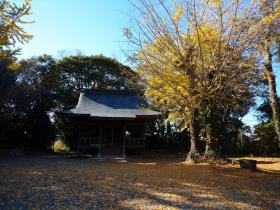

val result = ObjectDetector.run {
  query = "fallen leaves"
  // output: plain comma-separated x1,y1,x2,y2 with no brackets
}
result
0,157,279,209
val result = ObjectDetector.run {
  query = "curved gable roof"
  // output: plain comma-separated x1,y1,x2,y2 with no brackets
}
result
62,89,160,119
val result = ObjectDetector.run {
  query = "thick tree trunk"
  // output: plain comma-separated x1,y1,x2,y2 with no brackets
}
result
232,125,238,153
204,117,221,160
204,140,220,159
264,47,280,148
186,109,200,161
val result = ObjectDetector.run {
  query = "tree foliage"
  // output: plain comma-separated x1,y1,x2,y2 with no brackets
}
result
255,0,280,146
0,55,57,149
1,54,140,149
254,98,280,155
0,0,33,105
0,0,33,113
126,0,260,160
56,55,140,107
0,0,32,58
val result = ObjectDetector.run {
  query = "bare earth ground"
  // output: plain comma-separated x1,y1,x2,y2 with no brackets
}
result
0,156,279,210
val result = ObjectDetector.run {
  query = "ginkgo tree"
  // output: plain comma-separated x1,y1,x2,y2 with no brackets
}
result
126,0,261,160
0,0,32,58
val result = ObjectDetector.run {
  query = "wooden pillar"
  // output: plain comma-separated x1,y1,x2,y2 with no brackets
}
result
122,126,126,158
143,126,146,154
77,122,81,147
97,126,102,158
111,127,114,144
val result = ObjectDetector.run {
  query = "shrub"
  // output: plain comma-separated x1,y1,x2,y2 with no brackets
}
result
252,121,279,156
52,139,70,153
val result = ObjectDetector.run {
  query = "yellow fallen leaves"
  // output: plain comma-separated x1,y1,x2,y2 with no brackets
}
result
0,157,279,209
229,157,280,172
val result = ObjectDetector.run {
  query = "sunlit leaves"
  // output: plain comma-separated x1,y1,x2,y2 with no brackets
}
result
126,1,263,156
0,0,33,48
1,157,279,209
133,1,258,128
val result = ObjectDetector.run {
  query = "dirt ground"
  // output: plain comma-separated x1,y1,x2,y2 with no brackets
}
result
0,156,279,209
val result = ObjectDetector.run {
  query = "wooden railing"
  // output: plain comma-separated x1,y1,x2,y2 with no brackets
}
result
126,137,145,148
77,137,145,149
78,137,100,148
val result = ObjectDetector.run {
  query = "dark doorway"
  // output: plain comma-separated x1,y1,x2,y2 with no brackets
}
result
102,126,124,155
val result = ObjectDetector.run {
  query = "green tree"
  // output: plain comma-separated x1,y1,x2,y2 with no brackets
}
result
253,99,280,155
56,55,140,107
0,0,32,107
0,0,32,148
0,0,33,112
7,55,57,149
254,0,280,147
5,54,140,149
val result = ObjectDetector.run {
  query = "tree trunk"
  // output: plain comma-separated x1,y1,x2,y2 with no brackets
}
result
204,117,221,160
264,47,280,148
186,109,200,161
233,125,238,153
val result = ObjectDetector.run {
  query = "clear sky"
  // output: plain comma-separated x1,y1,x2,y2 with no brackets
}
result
14,0,130,62
13,0,280,128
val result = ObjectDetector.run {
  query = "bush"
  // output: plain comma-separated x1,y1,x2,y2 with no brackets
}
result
52,139,70,153
251,121,279,156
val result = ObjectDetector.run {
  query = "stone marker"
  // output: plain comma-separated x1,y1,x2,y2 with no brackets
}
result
239,159,257,171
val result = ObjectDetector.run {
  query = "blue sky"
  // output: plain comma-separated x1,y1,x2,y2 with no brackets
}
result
14,0,280,128
15,0,130,62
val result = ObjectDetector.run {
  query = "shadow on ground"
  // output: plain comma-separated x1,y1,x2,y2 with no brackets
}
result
0,156,279,209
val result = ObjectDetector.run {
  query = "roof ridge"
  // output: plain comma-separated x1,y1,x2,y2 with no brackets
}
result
83,89,140,96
